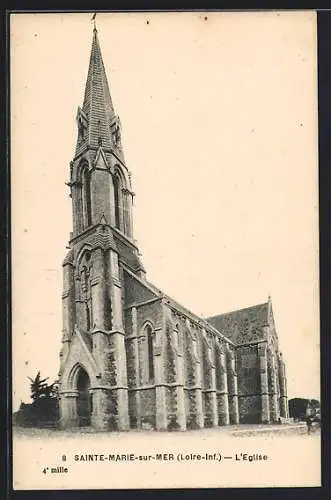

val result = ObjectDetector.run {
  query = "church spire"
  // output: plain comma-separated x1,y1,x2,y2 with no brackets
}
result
75,26,120,155
91,12,97,31
69,24,137,247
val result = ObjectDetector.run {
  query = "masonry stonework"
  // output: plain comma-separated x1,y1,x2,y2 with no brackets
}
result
58,27,289,431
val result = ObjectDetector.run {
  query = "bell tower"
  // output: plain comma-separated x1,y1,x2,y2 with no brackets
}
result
58,26,144,430
71,26,134,239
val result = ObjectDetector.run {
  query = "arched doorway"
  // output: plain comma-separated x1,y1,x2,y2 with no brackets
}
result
76,368,92,427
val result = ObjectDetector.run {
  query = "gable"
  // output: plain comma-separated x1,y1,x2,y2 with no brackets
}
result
94,147,109,170
206,303,269,344
60,328,101,391
267,302,279,349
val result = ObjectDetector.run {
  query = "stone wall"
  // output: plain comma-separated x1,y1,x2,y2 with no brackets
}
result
267,346,280,422
238,395,261,423
124,299,164,430
236,344,262,423
236,345,260,396
140,388,156,428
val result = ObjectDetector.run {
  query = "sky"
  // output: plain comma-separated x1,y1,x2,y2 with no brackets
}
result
11,11,319,410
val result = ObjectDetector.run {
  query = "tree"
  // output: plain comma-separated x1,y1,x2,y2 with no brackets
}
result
13,372,60,428
289,398,320,421
28,371,57,401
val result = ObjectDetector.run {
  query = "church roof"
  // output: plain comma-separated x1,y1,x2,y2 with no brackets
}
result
134,276,235,344
76,28,117,155
78,225,118,253
90,230,117,252
162,292,234,344
69,220,118,256
205,302,269,344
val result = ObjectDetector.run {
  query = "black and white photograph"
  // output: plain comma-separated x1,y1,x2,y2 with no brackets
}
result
11,11,320,489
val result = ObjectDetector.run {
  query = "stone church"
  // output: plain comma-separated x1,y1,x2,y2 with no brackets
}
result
58,27,289,431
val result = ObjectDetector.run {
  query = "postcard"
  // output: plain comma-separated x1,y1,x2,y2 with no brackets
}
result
11,11,320,489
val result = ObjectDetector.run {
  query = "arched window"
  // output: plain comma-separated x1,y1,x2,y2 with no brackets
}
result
82,166,92,228
79,252,93,333
146,325,154,381
78,120,86,143
86,303,91,331
113,174,121,230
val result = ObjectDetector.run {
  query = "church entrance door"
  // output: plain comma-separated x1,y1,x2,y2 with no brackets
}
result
76,368,92,427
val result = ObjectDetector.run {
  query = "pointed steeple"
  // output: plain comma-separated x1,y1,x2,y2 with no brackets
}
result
75,27,119,155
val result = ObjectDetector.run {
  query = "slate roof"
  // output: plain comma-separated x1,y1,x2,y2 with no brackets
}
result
75,28,117,155
206,302,269,344
139,277,235,344
64,224,118,266
88,230,117,252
